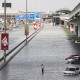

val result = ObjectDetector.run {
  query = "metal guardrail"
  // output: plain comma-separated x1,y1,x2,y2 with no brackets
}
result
0,26,44,69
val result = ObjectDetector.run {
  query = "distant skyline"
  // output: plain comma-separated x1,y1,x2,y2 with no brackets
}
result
0,0,80,12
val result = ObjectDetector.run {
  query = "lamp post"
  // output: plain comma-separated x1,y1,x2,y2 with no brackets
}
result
4,0,6,33
3,0,7,62
26,0,27,42
26,0,27,25
2,0,11,62
25,0,29,42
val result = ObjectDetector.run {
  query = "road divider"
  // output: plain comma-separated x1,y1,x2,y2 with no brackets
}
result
0,26,44,70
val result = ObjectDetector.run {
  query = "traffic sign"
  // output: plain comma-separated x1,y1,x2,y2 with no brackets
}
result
28,13,41,19
1,33,9,50
15,15,26,20
2,3,11,8
28,13,35,20
15,12,41,20
35,12,41,18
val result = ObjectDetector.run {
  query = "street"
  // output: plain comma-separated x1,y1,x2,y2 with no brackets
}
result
0,23,80,80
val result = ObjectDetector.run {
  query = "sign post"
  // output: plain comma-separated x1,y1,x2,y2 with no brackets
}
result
3,0,7,62
25,0,29,42
1,0,11,62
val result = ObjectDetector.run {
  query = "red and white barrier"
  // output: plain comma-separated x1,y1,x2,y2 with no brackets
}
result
33,23,37,30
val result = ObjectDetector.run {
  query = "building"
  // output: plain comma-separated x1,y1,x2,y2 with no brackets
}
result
52,8,71,25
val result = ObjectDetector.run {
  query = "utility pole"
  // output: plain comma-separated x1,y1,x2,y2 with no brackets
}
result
4,0,7,62
25,0,29,42
4,0,6,33
26,0,27,42
2,0,11,62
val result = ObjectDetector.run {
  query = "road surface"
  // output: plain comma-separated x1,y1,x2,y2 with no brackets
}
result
0,23,80,80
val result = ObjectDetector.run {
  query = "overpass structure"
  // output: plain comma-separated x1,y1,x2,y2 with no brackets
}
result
68,3,80,42
52,8,71,25
69,3,80,20
54,3,80,43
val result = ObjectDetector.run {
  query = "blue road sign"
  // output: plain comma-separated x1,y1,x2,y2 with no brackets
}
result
15,15,27,20
35,12,41,18
28,13,35,20
15,12,41,20
28,13,41,20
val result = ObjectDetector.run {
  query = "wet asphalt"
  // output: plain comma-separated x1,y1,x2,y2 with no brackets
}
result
0,23,80,80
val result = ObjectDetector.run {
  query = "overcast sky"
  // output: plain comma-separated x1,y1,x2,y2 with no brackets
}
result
0,0,80,12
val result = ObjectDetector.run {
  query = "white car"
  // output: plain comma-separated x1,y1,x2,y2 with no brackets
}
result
63,67,80,75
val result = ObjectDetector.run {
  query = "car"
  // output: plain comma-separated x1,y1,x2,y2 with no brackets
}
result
65,54,80,60
71,59,80,64
67,56,80,61
67,56,80,64
63,67,80,75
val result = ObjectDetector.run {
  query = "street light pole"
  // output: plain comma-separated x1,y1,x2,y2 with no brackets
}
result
26,0,27,25
4,0,6,33
25,0,29,43
26,0,27,42
4,0,6,62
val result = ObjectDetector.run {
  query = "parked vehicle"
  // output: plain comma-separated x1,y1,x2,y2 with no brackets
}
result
65,54,80,60
67,56,80,64
63,67,80,75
